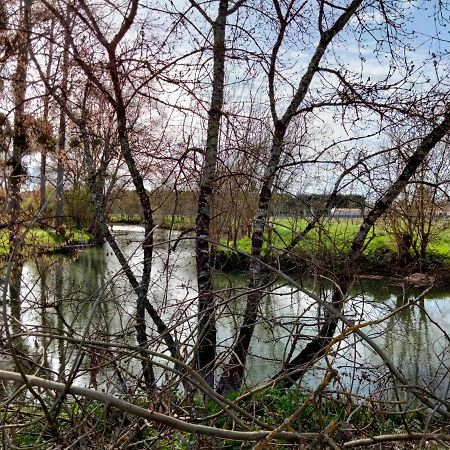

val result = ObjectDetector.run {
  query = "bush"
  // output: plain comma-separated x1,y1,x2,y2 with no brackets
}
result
64,185,97,229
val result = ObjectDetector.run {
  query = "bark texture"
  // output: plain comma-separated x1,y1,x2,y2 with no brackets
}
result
195,0,228,389
39,23,53,211
9,0,32,251
55,12,69,231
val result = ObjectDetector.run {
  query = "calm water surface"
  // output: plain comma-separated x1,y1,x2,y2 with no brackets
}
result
2,225,450,399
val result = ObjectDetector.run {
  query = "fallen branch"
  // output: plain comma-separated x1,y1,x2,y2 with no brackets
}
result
343,432,450,448
0,369,317,443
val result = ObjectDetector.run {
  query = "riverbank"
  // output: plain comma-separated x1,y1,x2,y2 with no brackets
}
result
215,218,450,283
0,228,94,258
3,225,450,449
108,214,194,231
108,217,450,281
214,251,450,290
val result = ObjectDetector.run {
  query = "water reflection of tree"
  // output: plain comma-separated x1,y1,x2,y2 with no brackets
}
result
47,245,131,389
14,257,66,380
36,257,55,379
384,293,433,389
214,274,323,385
69,246,108,299
8,262,26,355
20,248,111,385
54,260,66,379
3,262,30,399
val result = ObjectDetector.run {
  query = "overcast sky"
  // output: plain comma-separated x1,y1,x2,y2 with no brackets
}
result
8,1,450,197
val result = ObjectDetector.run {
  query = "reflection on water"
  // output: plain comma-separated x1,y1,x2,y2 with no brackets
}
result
2,225,450,399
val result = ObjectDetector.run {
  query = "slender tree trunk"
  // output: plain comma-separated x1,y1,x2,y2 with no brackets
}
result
40,153,47,210
196,0,228,389
78,110,156,388
9,0,31,252
218,125,285,393
90,169,106,245
55,115,66,231
55,8,70,232
40,20,54,213
108,55,158,386
31,0,179,389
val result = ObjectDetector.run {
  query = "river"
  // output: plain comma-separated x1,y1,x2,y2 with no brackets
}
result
2,225,450,400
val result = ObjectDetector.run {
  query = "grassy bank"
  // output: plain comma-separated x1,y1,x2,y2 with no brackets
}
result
0,228,93,257
217,218,450,274
161,215,194,231
108,213,142,224
108,214,194,231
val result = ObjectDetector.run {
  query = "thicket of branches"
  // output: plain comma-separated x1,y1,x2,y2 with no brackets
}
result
1,0,450,448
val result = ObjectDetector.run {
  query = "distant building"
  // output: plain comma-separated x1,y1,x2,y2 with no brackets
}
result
272,193,366,218
330,208,362,218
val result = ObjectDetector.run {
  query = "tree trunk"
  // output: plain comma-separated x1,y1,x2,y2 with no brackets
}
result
39,0,180,389
195,0,228,389
40,19,54,213
40,151,47,210
218,128,285,394
78,114,156,389
9,0,31,252
55,8,70,233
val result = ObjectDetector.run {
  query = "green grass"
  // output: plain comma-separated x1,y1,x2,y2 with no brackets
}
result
108,213,142,224
429,225,450,256
203,386,428,448
0,228,92,256
220,218,450,266
246,386,425,435
161,215,194,230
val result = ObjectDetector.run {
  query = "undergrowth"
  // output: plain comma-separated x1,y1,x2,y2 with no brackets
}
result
5,387,440,449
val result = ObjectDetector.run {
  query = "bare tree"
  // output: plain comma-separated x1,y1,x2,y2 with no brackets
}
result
218,0,365,394
8,0,32,251
54,3,70,232
279,106,450,387
193,0,235,389
36,0,180,385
